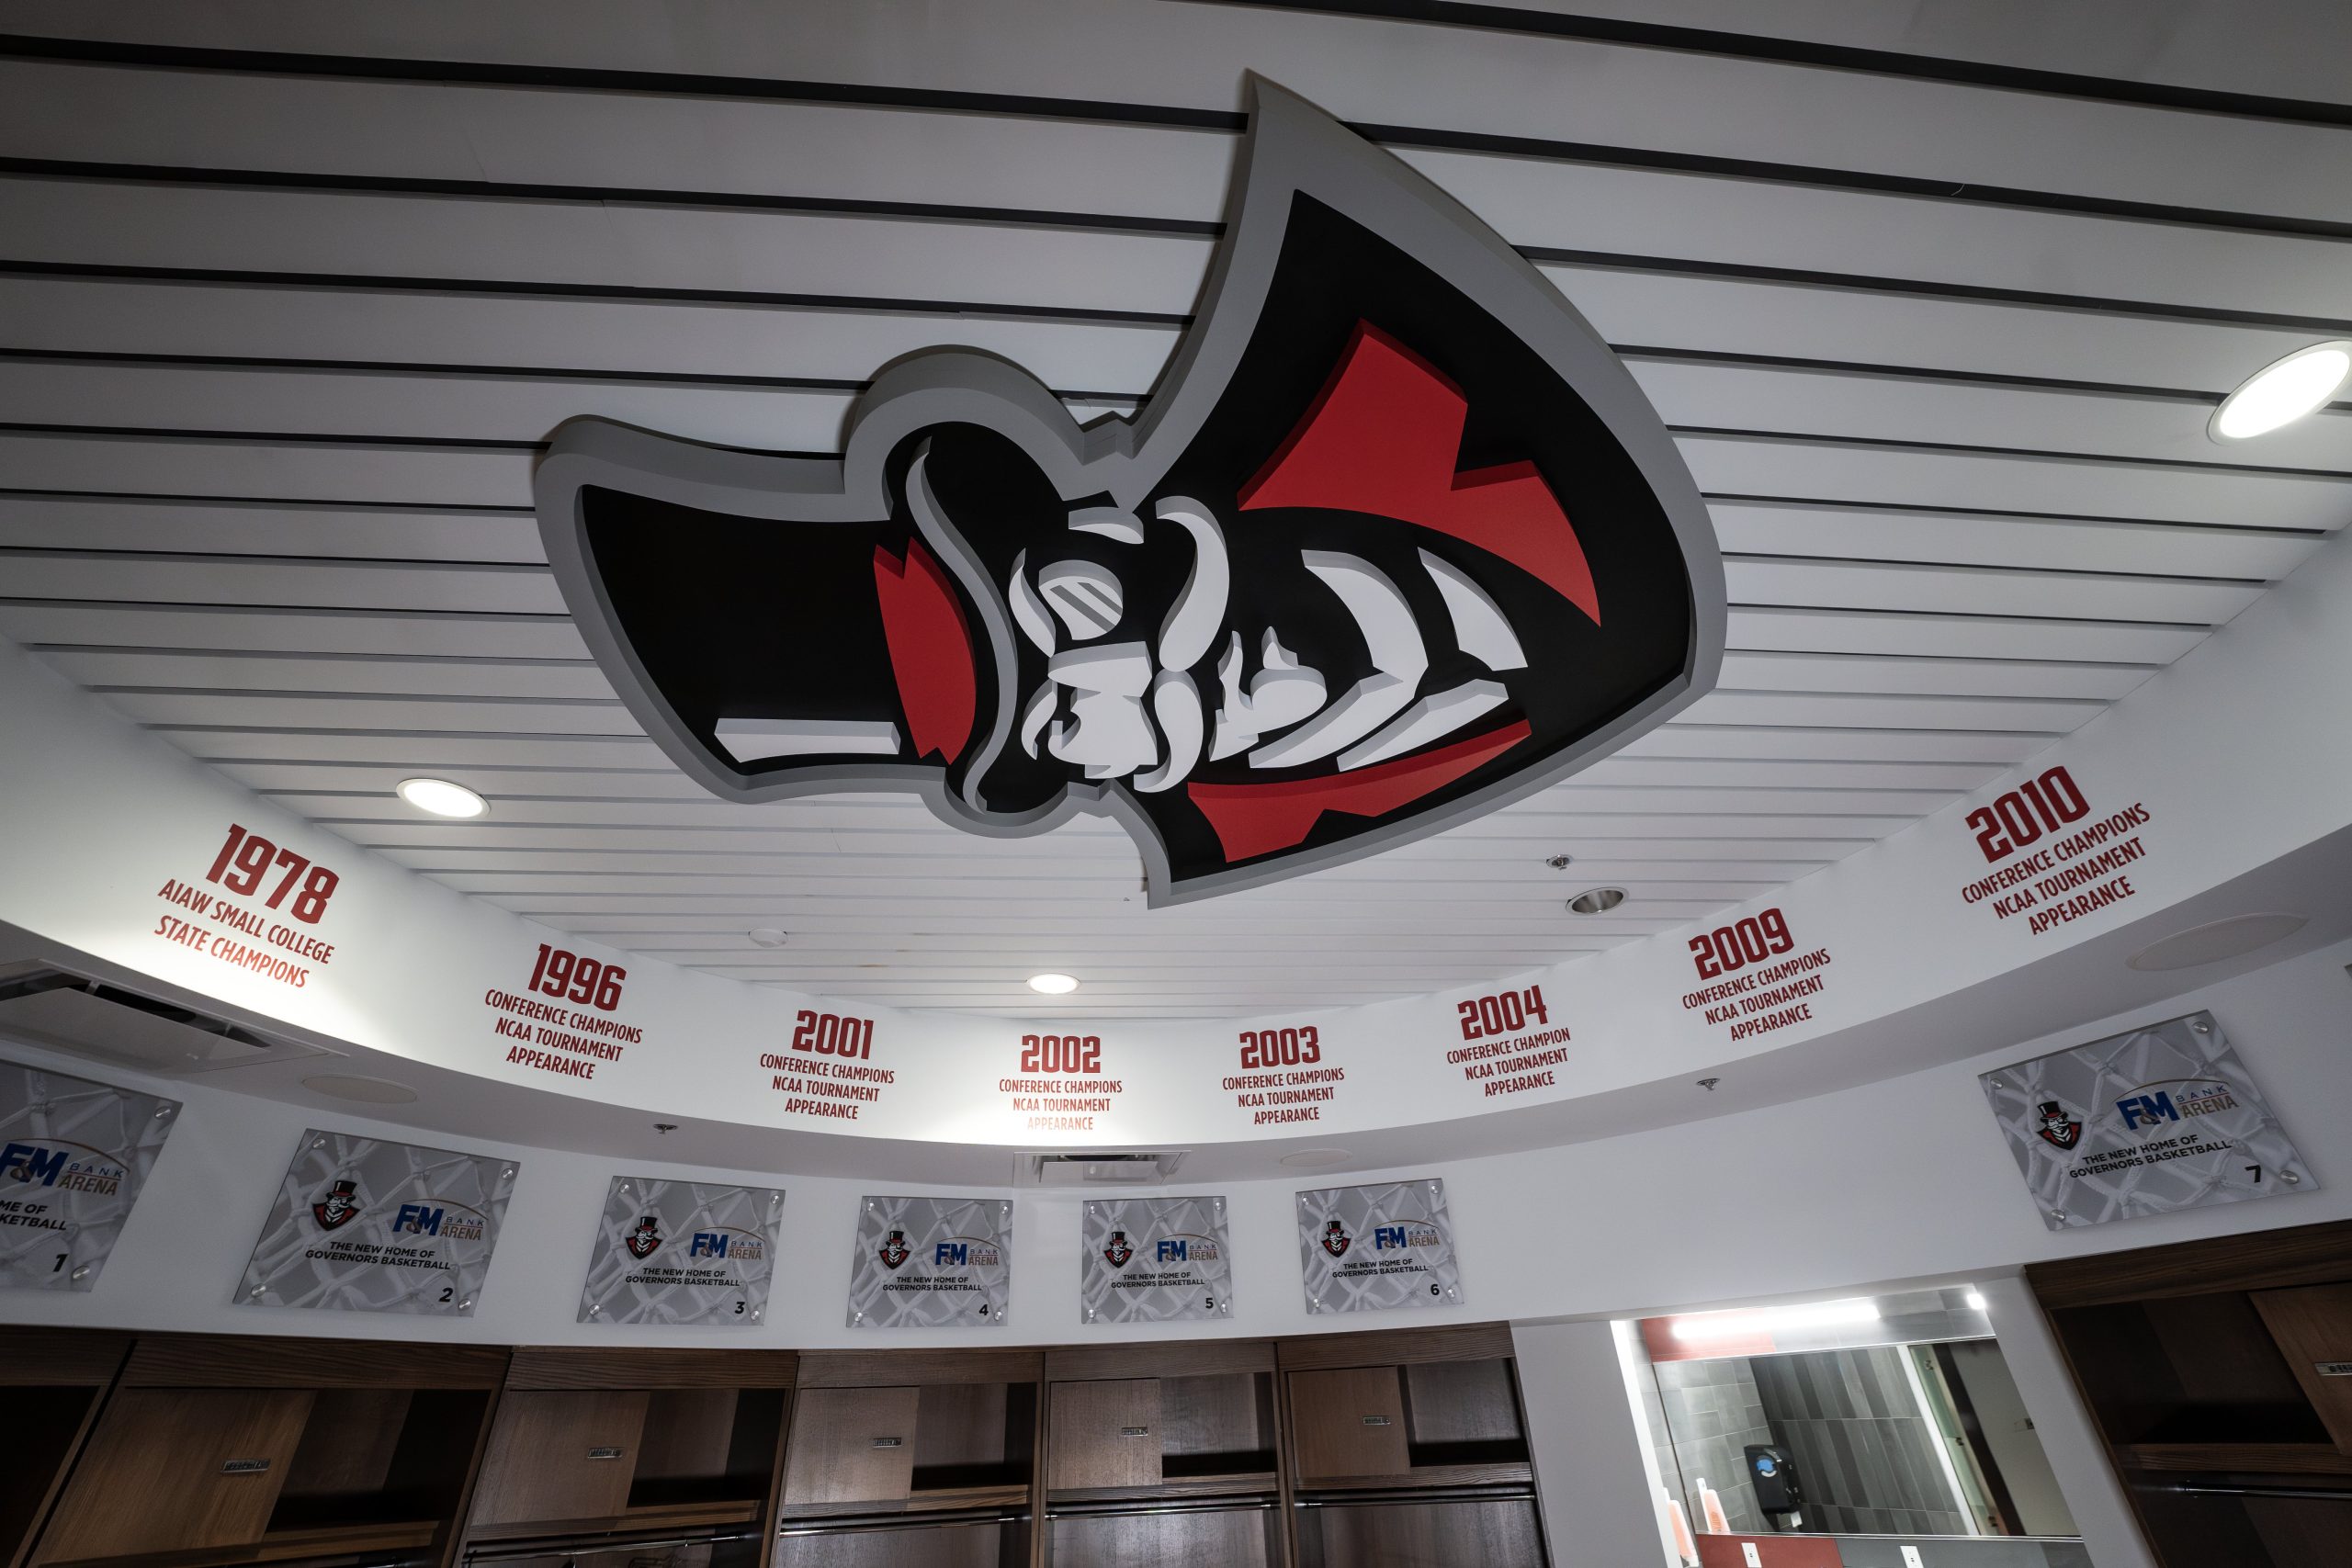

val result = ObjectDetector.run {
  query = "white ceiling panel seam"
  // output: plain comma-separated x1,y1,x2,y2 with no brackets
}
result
6,10,2350,220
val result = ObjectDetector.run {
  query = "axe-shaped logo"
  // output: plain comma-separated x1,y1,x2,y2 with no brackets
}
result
536,81,1724,905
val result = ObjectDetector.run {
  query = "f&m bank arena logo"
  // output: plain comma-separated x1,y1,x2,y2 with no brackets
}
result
1154,1235,1220,1266
930,1236,1002,1269
2117,1078,2240,1133
685,1227,763,1262
1374,1221,1444,1251
1,1138,129,1197
392,1199,487,1243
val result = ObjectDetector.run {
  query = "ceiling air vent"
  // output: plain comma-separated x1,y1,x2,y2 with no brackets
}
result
0,967,333,1076
1018,1150,1188,1188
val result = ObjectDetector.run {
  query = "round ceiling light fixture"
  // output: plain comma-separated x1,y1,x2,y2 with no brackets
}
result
2211,341,2352,441
2127,912,2307,972
301,1074,420,1105
747,927,790,949
1566,886,1626,914
395,777,489,818
1027,972,1080,995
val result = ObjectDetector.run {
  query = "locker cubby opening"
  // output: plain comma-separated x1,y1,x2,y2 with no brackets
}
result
2049,1292,2330,1446
1399,1358,1532,1470
624,1387,790,1510
909,1383,1035,1496
1158,1372,1279,1482
266,1386,490,1534
0,1385,102,1565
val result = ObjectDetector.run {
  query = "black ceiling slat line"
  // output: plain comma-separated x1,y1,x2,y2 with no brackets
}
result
0,422,546,450
1665,426,2352,481
1615,347,2241,407
1717,551,2273,588
32,643,2168,673
0,599,569,625
13,105,2352,241
24,592,2210,634
1522,251,2352,338
0,487,532,513
3,484,2323,549
8,13,2352,132
30,643,594,666
1,555,548,572
1699,494,2331,536
0,158,1227,240
0,261,1197,327
8,254,2352,341
4,341,2312,417
1195,0,2352,128
0,349,1144,406
1732,602,2213,630
8,412,2346,484
87,685,629,709
8,538,2267,587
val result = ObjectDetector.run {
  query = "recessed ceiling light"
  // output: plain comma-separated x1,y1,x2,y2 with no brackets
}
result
396,777,488,818
1566,886,1626,914
301,1074,419,1105
1964,1290,1988,1312
1280,1148,1351,1168
747,927,790,949
2128,913,2306,972
2211,341,2351,441
1027,972,1080,995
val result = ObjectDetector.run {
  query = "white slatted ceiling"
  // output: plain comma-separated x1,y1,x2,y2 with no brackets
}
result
0,4,2345,1013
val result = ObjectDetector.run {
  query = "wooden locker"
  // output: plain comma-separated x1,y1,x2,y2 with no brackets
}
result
1287,1367,1409,1483
782,1386,922,1506
467,1389,650,1527
1047,1379,1162,1491
35,1387,312,1562
2252,1282,2352,1452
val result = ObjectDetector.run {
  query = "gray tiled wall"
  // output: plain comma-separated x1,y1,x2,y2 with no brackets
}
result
1750,1347,1973,1536
1653,1355,1778,1534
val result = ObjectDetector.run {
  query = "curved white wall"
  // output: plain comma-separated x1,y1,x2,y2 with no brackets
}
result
5,931,2344,1347
3,525,2351,1169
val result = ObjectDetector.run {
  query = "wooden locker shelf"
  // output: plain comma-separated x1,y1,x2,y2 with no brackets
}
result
2118,1442,2352,1475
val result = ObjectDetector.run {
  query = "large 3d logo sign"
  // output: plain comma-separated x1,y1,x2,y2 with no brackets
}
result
537,82,1724,904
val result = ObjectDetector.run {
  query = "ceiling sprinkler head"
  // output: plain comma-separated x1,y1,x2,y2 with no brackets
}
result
1545,853,1574,870
653,1122,678,1134
1697,1077,1721,1091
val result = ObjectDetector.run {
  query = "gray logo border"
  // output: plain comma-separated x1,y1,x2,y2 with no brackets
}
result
533,77,1724,908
